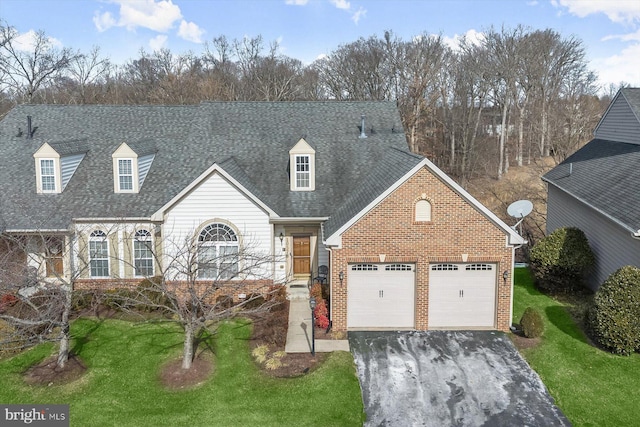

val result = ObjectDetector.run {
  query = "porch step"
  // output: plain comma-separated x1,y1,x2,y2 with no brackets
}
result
286,281,310,300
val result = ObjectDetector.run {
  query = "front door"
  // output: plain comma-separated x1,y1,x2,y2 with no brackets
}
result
293,236,311,275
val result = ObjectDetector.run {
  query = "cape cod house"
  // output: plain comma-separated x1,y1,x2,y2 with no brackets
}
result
543,88,640,290
0,102,523,331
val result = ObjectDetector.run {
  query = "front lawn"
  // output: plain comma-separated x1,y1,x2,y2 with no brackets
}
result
513,268,640,427
0,319,363,427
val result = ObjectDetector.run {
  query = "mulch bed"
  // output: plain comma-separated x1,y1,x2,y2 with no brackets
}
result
249,300,335,378
159,354,214,390
23,354,87,386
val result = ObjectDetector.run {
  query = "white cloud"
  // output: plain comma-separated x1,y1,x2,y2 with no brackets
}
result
149,34,168,51
443,29,485,51
603,28,640,42
351,7,366,24
591,42,640,87
13,30,63,52
94,0,183,33
93,11,117,32
178,20,204,43
285,0,309,5
552,0,640,24
330,0,351,10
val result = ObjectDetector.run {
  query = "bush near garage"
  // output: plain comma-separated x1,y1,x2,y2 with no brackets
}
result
587,265,640,355
529,227,595,293
520,307,544,338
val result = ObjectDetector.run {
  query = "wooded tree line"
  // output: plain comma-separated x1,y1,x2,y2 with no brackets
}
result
0,22,616,183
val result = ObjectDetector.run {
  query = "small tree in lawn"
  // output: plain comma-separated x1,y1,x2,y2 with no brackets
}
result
110,226,284,370
0,230,87,368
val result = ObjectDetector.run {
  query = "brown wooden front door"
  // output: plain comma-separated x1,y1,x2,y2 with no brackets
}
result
293,236,311,275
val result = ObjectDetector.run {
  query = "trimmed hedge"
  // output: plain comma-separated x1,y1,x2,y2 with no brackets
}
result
529,227,595,293
520,307,544,338
588,265,640,355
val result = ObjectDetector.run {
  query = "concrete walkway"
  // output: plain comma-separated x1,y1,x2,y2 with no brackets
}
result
284,297,350,353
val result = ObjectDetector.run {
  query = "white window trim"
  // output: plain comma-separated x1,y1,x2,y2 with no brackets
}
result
197,223,240,280
89,230,110,278
39,158,57,193
294,154,311,190
117,158,135,193
133,229,154,277
289,138,315,191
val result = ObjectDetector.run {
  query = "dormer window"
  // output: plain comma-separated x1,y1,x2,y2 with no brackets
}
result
112,141,156,194
40,159,57,192
289,138,315,191
295,155,310,189
118,159,134,191
33,141,88,194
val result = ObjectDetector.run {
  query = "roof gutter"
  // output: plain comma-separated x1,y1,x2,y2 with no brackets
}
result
5,229,71,234
72,217,157,223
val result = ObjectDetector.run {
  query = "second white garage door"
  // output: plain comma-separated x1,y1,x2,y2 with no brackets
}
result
428,263,497,329
347,263,415,329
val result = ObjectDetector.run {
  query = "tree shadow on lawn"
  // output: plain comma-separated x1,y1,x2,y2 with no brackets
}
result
545,305,590,344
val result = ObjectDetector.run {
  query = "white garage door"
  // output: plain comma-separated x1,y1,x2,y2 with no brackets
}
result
347,263,415,329
428,263,497,329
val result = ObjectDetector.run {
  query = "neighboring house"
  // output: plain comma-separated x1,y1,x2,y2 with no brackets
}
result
543,87,640,290
0,102,523,332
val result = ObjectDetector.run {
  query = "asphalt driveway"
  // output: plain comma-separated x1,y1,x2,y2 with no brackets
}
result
349,331,570,427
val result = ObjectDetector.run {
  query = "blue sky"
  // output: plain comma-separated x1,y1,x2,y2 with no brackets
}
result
1,0,639,90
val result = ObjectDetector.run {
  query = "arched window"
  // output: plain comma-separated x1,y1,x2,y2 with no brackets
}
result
134,229,154,277
415,199,432,222
198,223,239,279
89,230,109,277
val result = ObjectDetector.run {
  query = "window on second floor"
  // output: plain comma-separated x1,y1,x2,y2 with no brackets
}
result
118,158,134,192
40,159,57,192
289,138,315,191
295,155,310,189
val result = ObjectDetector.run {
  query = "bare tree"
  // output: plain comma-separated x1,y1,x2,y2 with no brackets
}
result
0,231,77,368
0,23,79,103
66,46,112,104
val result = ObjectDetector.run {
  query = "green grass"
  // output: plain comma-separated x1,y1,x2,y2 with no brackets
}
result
0,319,364,427
513,268,640,427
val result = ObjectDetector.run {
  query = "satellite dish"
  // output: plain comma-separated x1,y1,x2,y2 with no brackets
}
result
507,200,533,219
507,200,533,235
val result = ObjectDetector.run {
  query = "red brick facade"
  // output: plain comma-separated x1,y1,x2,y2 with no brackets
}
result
330,167,514,332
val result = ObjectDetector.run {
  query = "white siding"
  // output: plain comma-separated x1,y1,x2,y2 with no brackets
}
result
138,154,154,187
163,172,272,280
595,95,640,144
547,185,640,289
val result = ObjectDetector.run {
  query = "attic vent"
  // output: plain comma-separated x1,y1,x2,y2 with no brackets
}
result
359,114,367,139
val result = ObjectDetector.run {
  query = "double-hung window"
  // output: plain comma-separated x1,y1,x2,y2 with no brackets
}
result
118,159,134,191
134,229,154,277
40,159,56,192
89,230,109,277
197,223,239,280
295,155,310,189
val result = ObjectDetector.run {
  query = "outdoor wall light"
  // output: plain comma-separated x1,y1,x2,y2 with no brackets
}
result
279,232,284,245
339,271,344,285
503,270,509,281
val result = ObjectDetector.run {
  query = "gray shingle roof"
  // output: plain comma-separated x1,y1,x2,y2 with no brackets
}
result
621,88,640,119
543,138,640,232
0,102,411,232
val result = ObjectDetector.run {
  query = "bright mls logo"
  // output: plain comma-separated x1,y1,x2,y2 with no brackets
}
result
2,405,69,426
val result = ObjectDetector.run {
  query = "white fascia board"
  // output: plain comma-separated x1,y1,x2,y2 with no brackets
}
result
72,217,153,223
324,158,525,247
150,163,278,222
270,217,329,224
422,158,525,246
6,229,70,234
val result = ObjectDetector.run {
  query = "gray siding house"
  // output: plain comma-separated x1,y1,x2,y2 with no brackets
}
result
543,88,640,290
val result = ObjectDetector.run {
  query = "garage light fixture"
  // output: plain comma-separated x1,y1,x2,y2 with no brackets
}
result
503,270,509,281
339,271,344,285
